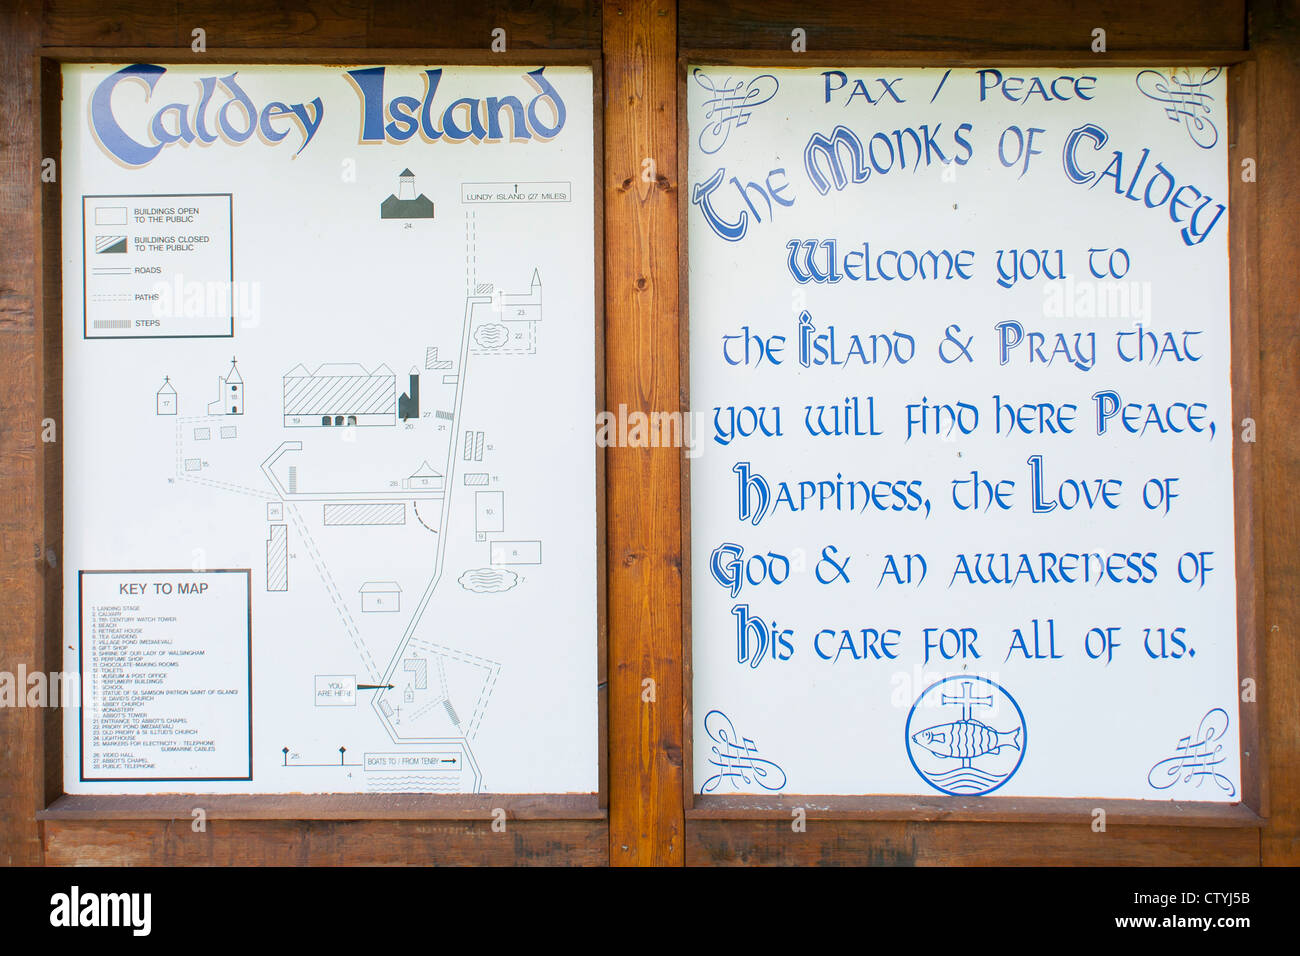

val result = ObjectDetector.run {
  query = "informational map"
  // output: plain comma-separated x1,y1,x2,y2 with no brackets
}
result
62,63,598,794
688,66,1241,800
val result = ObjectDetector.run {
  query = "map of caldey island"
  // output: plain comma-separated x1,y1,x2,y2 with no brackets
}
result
62,63,598,795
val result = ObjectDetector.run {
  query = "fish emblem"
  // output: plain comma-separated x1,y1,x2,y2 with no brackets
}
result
911,719,1021,760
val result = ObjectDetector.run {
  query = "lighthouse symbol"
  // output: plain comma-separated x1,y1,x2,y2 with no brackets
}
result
207,357,243,415
380,169,435,220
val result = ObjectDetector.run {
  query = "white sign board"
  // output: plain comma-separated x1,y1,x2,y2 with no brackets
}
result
61,62,598,794
688,65,1240,800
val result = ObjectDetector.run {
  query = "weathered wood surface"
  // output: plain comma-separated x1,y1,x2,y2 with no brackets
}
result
0,0,44,868
1252,0,1300,868
679,0,1246,50
2,0,1296,867
603,0,686,866
43,820,608,865
686,820,1261,866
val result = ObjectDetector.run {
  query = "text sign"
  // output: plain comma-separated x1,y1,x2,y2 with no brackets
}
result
689,66,1239,800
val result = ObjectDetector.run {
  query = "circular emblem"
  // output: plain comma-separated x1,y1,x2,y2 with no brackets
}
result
905,676,1026,796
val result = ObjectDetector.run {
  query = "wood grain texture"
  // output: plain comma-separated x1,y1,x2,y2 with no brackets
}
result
1252,0,1300,867
368,0,600,49
0,0,43,867
43,820,608,865
676,56,695,807
603,0,685,866
686,820,1260,866
680,50,1253,66
3,0,1296,869
37,55,65,818
679,0,1247,51
35,47,604,64
1228,59,1265,817
14,1,610,866
689,796,1265,827
40,793,606,820
40,0,601,49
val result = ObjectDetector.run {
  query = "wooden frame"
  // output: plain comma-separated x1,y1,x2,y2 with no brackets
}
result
600,3,687,866
32,49,611,838
2,0,1296,868
677,50,1267,829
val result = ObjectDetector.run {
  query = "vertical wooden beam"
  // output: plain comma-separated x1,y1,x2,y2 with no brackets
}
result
603,0,684,865
0,0,44,866
1252,0,1300,866
1227,59,1264,821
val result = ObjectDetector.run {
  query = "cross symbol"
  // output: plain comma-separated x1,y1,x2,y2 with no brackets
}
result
941,680,994,721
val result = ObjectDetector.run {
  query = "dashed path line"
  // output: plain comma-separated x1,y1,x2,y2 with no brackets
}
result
286,504,380,681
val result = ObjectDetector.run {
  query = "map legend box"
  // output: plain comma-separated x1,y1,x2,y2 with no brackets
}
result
82,193,234,339
78,569,252,782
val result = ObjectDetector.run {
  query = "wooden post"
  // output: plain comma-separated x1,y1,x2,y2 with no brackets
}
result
1253,0,1300,867
0,0,43,867
603,0,685,865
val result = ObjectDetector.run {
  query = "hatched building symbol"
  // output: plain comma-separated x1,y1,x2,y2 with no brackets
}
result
282,362,397,427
